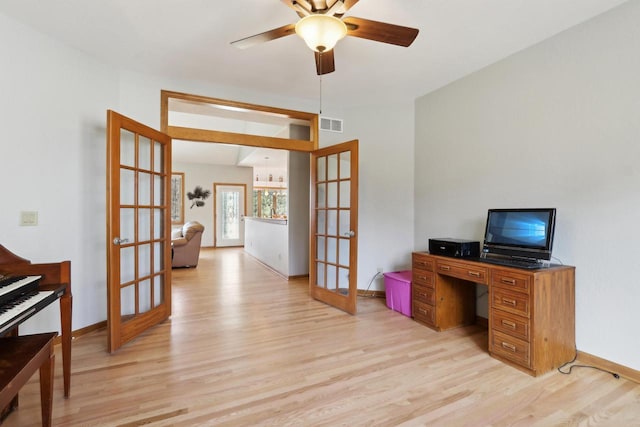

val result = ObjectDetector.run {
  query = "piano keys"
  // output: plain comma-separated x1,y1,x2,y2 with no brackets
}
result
0,274,42,306
0,286,66,336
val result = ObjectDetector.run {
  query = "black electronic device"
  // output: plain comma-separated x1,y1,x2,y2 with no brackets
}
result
481,208,556,261
428,238,480,258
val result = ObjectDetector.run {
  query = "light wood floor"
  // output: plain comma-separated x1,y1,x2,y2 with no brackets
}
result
5,248,640,426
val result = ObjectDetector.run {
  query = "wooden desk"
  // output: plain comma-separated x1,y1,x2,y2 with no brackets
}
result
412,252,575,376
0,333,57,427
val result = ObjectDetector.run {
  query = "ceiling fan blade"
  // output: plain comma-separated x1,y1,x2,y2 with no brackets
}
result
315,50,335,75
230,24,296,49
343,16,419,47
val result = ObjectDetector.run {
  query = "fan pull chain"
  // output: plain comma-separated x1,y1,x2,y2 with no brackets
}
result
318,51,323,114
319,74,323,115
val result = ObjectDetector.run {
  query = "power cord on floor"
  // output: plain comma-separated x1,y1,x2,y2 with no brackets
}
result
360,271,384,298
557,349,619,379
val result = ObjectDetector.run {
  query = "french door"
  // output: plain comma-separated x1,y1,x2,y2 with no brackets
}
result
310,140,359,314
106,110,172,353
214,183,246,247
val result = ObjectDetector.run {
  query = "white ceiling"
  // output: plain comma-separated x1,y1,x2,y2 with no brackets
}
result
0,0,628,106
0,0,628,166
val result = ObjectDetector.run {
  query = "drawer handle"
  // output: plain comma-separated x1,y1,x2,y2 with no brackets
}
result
468,271,480,278
502,298,517,307
418,275,427,281
501,278,516,285
418,292,427,298
501,342,517,352
417,261,426,266
419,308,428,315
439,265,451,271
501,320,517,329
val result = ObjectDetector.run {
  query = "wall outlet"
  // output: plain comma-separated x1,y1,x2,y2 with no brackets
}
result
377,267,383,274
20,211,38,226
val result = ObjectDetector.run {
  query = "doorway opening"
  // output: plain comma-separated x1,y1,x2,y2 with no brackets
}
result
163,91,316,278
161,90,359,314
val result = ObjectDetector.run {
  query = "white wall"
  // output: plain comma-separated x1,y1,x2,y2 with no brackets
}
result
172,161,253,247
321,103,416,291
0,13,117,334
287,151,310,276
244,218,288,276
415,2,640,371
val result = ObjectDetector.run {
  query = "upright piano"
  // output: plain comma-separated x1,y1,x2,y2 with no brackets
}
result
0,244,72,399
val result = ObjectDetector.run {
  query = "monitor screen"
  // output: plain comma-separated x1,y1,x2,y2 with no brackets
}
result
483,208,556,260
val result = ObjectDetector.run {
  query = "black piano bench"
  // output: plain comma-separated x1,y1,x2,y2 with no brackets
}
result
0,332,57,427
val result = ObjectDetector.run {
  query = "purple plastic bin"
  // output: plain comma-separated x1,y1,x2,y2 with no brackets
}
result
383,270,412,317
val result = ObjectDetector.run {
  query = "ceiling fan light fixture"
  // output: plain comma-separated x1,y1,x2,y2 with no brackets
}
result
295,15,347,53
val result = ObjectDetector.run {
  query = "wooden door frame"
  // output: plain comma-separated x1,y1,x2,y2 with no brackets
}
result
160,90,318,152
160,90,359,314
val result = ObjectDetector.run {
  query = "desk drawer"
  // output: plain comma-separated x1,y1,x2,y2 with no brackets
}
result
413,300,435,326
492,309,530,342
412,253,434,272
436,260,488,284
413,270,434,288
491,330,530,368
413,284,435,305
492,288,530,318
491,269,531,294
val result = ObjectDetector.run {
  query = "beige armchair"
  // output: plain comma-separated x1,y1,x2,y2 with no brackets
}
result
171,221,205,268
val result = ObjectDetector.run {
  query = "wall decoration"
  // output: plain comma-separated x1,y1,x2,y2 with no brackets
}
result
187,185,211,208
171,172,184,224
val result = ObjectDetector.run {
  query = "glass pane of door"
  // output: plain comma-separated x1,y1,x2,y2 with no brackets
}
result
216,184,246,247
222,191,240,240
118,134,159,325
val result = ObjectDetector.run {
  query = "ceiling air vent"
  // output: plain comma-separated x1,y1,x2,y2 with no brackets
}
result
320,117,343,133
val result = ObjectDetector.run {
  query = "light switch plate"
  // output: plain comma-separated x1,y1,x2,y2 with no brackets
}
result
20,211,38,226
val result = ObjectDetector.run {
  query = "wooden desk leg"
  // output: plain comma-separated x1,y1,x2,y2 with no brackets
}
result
38,346,55,427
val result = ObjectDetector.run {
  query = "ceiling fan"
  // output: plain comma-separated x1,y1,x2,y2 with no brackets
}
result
230,0,419,75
